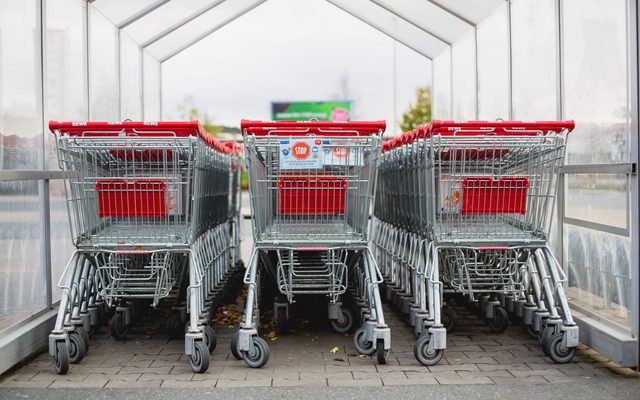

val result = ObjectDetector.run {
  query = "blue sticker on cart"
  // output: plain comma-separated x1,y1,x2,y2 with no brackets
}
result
323,140,331,145
280,140,289,144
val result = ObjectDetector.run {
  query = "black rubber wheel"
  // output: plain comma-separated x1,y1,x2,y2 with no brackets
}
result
230,331,242,360
68,332,87,364
521,321,537,338
166,310,185,340
276,307,288,335
487,307,509,334
540,325,555,356
242,336,270,368
189,341,210,373
54,341,69,375
376,338,389,365
76,326,90,350
330,307,354,334
441,305,458,333
110,312,129,340
546,333,576,364
203,325,217,353
353,327,375,356
413,333,444,366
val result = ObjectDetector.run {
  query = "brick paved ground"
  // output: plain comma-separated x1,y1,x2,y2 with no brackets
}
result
1,299,637,389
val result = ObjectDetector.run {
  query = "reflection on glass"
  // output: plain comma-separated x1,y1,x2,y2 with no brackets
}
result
0,1,42,170
0,181,45,331
511,0,556,119
565,174,628,229
563,0,629,164
89,7,119,120
143,52,161,120
451,31,476,120
565,224,631,329
120,32,143,120
433,48,451,119
477,4,508,120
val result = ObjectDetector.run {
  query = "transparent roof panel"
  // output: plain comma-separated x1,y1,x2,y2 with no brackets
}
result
92,0,164,27
431,0,505,25
372,0,473,44
146,0,267,61
326,0,448,59
124,0,225,46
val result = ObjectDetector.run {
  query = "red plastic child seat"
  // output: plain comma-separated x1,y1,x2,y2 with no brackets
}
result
96,179,167,218
278,176,347,215
461,177,529,215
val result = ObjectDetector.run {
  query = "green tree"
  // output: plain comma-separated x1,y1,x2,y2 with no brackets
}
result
400,86,432,133
177,96,223,136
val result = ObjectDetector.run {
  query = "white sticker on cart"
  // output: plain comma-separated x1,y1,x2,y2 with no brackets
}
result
322,140,363,166
279,139,323,170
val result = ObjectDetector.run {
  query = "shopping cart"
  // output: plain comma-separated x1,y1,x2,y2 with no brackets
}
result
233,119,390,367
47,120,237,374
373,120,579,365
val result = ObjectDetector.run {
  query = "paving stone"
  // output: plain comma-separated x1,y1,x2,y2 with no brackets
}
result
216,378,272,387
428,363,480,373
0,379,54,388
119,366,172,375
49,379,108,388
161,380,217,388
327,378,382,387
477,363,531,372
105,379,161,388
85,373,141,383
273,378,327,387
491,376,548,384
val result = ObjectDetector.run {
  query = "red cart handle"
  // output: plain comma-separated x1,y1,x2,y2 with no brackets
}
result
49,120,234,154
241,119,385,136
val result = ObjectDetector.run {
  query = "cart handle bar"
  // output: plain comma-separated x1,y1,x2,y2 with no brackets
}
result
241,119,385,136
48,120,234,154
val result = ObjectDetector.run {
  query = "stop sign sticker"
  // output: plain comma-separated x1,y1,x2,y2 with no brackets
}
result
279,139,323,170
292,141,311,160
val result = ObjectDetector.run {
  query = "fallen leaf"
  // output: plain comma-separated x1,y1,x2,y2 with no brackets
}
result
330,347,339,354
333,358,345,362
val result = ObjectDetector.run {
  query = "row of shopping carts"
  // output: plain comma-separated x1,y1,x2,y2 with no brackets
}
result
47,117,581,374
372,120,579,365
47,121,243,374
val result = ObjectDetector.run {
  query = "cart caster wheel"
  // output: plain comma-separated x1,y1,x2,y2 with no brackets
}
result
330,307,354,334
353,327,375,356
203,325,217,353
230,331,242,360
242,336,270,368
376,339,389,365
441,305,458,333
189,341,210,373
88,324,100,337
68,332,87,364
110,312,129,340
487,307,508,334
546,333,576,364
76,326,90,350
230,331,243,360
540,325,555,356
166,310,185,340
413,333,444,366
54,341,69,375
521,322,537,338
276,307,288,335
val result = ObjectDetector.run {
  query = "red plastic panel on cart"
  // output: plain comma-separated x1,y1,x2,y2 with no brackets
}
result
461,177,529,215
278,176,347,215
96,179,167,218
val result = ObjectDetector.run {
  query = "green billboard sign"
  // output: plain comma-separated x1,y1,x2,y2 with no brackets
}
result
271,101,352,121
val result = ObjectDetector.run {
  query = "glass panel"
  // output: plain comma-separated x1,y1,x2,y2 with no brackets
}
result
432,47,452,119
120,32,142,120
50,178,73,301
477,3,509,120
124,0,221,45
565,224,631,329
373,0,472,43
89,7,119,120
565,174,628,229
451,31,475,120
45,0,88,170
92,0,159,27
511,0,556,120
0,0,42,170
143,51,161,120
148,0,448,61
0,181,45,331
563,0,629,164
433,0,506,24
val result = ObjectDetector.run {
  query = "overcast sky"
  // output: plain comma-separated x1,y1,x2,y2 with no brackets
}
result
162,0,432,135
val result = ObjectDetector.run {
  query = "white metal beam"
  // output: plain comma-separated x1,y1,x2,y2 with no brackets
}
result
369,0,451,45
117,0,171,29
